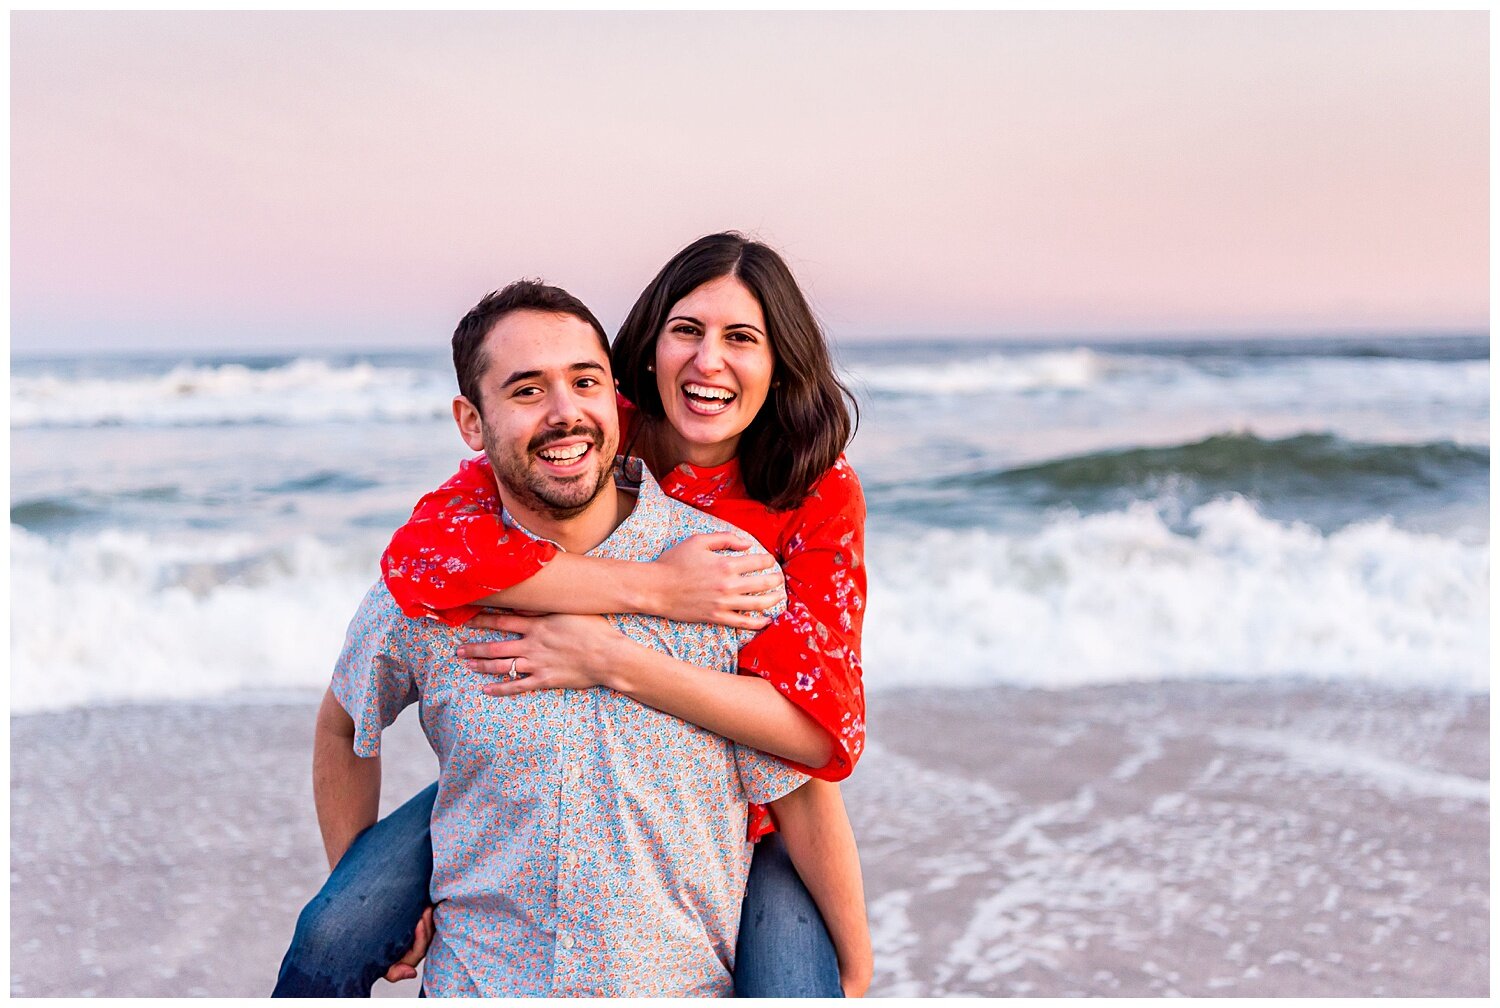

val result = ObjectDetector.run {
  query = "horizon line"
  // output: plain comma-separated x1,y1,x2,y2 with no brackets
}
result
9,326,1490,361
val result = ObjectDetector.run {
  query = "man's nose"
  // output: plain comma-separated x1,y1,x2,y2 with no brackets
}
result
544,387,586,426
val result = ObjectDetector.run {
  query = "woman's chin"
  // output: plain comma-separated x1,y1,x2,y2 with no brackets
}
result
662,411,745,466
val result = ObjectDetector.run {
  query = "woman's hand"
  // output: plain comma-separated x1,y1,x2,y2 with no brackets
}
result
649,532,785,629
459,612,628,696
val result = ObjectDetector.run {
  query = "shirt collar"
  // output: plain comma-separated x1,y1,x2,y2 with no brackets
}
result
498,455,663,556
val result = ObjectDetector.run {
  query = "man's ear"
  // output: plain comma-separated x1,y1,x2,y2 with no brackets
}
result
453,396,486,453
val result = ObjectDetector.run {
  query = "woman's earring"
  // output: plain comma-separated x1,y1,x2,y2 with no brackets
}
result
647,364,655,372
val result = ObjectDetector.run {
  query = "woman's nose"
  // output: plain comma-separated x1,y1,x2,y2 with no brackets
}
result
694,338,725,373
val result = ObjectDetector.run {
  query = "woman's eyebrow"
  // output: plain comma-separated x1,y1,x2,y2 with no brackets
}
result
667,314,765,336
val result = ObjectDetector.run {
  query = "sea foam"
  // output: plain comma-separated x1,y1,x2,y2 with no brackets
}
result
864,496,1489,693
11,359,453,428
845,349,1488,412
848,348,1113,396
11,494,1488,713
10,527,379,712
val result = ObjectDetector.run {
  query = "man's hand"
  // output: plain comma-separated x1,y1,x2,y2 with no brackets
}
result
383,905,434,983
841,954,873,998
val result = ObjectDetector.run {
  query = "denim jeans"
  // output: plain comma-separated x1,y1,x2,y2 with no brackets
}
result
272,782,841,997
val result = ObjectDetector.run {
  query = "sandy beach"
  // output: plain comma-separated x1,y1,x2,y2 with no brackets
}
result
10,680,1487,997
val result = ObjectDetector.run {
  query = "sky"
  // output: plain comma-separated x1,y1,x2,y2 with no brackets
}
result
10,11,1489,354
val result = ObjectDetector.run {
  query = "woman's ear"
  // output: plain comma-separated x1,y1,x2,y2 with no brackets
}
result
452,396,486,452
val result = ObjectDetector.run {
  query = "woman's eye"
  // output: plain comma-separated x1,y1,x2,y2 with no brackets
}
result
671,324,700,337
576,377,600,389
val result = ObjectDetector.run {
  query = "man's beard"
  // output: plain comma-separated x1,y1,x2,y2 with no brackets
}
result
485,422,616,520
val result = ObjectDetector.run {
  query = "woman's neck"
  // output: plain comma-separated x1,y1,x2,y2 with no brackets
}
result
634,417,738,473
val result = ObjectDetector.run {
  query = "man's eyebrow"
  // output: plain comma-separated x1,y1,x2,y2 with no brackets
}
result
498,361,608,388
666,315,765,336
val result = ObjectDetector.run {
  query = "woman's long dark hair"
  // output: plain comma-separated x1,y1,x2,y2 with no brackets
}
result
613,233,857,512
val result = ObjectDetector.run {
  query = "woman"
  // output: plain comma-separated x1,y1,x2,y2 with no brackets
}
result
275,233,870,996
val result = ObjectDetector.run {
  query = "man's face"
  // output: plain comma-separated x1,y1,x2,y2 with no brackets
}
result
455,310,619,520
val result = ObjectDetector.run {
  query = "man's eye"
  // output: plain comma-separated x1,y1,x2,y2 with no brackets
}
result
514,386,542,397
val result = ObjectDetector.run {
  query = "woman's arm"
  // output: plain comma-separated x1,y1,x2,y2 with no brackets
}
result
382,455,781,629
461,612,833,768
769,780,872,997
461,459,870,779
735,458,869,780
471,536,784,630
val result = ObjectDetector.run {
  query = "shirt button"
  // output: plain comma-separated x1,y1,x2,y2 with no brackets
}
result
560,932,575,950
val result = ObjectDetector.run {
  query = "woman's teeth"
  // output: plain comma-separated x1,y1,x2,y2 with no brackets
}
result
684,383,735,406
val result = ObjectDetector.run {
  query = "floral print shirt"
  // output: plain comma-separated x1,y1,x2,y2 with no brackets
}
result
381,401,868,826
337,461,807,996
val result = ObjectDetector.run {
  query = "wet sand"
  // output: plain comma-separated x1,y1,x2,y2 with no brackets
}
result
10,681,1488,997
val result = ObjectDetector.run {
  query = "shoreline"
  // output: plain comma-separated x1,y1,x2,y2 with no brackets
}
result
11,679,1488,996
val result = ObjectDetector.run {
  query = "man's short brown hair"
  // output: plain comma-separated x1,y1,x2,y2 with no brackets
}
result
452,280,609,407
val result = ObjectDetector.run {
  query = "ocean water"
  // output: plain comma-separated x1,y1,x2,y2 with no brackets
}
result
10,334,1489,713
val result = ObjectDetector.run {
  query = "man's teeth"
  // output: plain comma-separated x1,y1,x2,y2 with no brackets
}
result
538,444,589,462
685,383,734,401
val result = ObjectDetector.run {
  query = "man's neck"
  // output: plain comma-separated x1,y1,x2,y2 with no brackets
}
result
505,485,635,555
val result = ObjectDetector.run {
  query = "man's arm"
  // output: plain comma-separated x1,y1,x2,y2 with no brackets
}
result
767,779,873,997
312,682,433,984
312,686,382,870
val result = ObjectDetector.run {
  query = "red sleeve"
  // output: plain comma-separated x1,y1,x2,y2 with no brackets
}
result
380,396,641,627
737,456,867,784
379,455,559,626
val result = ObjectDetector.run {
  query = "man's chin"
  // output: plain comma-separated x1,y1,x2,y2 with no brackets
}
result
525,470,613,517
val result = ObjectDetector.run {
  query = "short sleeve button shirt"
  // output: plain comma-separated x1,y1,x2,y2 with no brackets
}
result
333,459,808,997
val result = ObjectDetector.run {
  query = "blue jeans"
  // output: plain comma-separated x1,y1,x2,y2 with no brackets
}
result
272,782,842,997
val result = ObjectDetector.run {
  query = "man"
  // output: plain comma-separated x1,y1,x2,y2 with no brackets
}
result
313,280,809,996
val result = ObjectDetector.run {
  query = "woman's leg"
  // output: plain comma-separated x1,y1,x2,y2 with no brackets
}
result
272,781,439,997
733,832,844,997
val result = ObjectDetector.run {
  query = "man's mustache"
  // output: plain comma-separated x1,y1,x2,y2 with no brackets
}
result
528,424,605,454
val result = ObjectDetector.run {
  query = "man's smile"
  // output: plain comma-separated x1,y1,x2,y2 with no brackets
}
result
530,430,602,476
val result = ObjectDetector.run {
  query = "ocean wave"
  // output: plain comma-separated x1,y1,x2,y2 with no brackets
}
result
10,358,454,429
842,348,1489,407
12,348,1488,430
846,348,1117,396
864,497,1488,693
10,527,380,712
10,496,1489,713
929,433,1488,516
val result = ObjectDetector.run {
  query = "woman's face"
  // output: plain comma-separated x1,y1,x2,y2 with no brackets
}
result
654,274,776,468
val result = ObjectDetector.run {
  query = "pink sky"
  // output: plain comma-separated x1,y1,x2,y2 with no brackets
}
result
10,11,1488,352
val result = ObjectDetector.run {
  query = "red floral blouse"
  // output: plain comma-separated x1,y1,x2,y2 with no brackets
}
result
380,404,868,837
